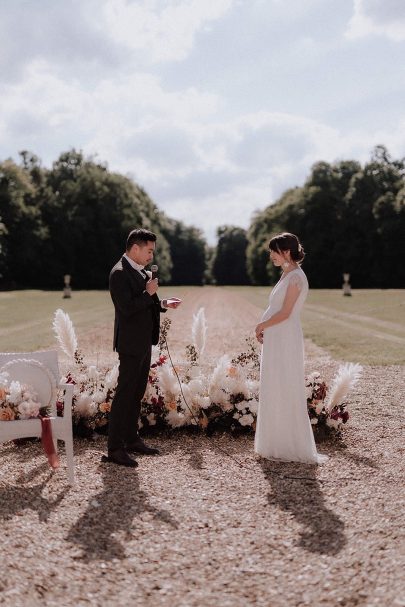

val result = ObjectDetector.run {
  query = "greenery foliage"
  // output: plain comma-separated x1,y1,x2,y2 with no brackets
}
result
212,226,249,285
1,145,404,288
0,150,206,288
246,145,405,288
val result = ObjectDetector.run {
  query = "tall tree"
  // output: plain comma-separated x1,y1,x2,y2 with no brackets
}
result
212,226,250,285
162,220,206,285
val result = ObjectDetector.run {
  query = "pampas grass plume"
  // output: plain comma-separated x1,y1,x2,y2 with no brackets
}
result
326,362,363,411
53,308,78,361
192,307,207,356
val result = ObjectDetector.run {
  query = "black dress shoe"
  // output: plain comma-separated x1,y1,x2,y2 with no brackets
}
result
101,448,138,467
126,440,160,455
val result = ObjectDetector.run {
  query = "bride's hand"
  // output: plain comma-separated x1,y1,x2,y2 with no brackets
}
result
255,322,265,343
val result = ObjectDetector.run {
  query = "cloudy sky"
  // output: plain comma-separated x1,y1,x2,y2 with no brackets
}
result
1,0,405,243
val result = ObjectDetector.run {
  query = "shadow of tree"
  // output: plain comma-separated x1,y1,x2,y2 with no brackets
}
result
260,459,346,555
66,461,178,562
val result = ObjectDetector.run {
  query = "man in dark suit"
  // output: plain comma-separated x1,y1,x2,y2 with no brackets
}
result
104,228,181,467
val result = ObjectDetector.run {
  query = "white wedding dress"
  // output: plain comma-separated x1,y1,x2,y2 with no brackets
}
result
255,268,327,464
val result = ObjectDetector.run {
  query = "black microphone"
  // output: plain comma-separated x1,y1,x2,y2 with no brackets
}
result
151,264,158,280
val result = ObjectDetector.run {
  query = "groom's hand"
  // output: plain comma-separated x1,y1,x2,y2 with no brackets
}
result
146,278,159,296
164,297,182,309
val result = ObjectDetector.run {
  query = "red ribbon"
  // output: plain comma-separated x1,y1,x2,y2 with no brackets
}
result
39,416,60,469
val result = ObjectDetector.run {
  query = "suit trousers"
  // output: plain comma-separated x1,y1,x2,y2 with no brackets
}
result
108,348,152,452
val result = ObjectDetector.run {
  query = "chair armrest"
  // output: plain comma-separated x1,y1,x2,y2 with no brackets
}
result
58,383,74,419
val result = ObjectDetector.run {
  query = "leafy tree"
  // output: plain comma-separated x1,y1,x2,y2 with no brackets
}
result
162,220,206,285
246,147,405,288
212,226,250,285
42,150,173,288
0,158,47,288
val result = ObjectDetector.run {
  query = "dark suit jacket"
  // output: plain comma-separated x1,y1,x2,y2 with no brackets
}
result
109,256,165,354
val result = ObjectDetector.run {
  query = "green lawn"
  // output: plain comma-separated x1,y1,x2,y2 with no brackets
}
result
1,287,404,365
226,286,405,366
0,287,189,352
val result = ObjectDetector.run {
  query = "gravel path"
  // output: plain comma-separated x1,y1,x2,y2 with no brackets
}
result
1,288,404,607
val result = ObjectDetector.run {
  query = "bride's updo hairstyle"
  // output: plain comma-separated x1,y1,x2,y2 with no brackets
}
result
268,232,305,263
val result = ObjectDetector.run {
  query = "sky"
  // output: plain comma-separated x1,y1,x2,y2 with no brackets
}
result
1,0,405,243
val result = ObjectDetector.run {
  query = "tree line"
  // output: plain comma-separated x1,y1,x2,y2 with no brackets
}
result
0,150,206,288
245,145,405,288
1,146,404,289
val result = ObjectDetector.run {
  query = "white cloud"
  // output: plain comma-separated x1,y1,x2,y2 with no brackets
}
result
103,0,234,62
346,0,405,41
1,1,405,245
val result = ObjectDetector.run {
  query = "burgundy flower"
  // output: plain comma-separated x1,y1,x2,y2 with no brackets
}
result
341,411,349,423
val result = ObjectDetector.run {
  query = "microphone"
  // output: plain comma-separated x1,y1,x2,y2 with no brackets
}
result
151,264,158,280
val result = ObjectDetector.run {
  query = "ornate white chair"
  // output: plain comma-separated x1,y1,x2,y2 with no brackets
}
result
0,350,74,484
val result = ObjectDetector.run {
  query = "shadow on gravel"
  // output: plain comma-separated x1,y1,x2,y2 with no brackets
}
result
0,474,67,523
260,459,346,555
66,462,179,562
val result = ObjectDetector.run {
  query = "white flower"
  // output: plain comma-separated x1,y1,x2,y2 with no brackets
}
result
193,395,210,409
208,386,228,406
87,366,98,380
105,364,119,390
188,366,201,379
22,389,36,401
92,390,106,404
166,408,187,428
18,400,40,419
236,401,248,412
239,413,254,427
0,371,9,386
188,378,204,395
248,399,259,414
7,381,22,404
310,418,318,425
247,379,259,399
75,392,96,417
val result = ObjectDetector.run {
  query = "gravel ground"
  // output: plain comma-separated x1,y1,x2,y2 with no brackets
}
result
1,290,404,607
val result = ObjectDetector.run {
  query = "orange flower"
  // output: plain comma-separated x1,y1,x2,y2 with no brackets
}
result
0,406,15,421
228,366,238,378
167,401,177,411
0,387,7,401
99,402,111,413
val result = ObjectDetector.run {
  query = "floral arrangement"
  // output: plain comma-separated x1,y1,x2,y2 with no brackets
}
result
306,363,362,435
52,308,361,439
0,371,44,421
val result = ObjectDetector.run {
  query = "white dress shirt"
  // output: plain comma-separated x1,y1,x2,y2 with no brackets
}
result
123,253,167,307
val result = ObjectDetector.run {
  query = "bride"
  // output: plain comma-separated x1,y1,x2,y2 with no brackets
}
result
254,232,327,464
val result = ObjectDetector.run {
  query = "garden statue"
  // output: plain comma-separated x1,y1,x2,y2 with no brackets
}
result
63,274,72,298
342,273,352,296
